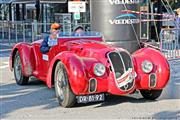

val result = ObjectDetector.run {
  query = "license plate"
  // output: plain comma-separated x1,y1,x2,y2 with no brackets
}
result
77,93,105,103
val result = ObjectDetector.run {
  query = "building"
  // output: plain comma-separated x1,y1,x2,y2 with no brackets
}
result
0,0,90,23
0,0,179,51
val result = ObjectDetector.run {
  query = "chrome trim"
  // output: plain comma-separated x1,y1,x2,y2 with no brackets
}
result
149,73,157,88
93,63,106,77
119,77,135,91
88,78,97,93
107,51,125,79
117,52,126,72
107,51,135,91
107,51,120,82
141,60,153,74
119,50,135,71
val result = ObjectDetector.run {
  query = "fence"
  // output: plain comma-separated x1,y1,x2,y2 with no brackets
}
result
0,21,91,44
160,28,180,60
1,21,180,60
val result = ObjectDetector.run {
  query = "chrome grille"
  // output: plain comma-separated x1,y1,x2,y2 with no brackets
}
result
108,51,132,78
108,52,124,79
120,51,133,71
108,51,134,91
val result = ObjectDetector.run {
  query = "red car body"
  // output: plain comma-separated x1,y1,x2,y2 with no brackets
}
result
9,32,170,106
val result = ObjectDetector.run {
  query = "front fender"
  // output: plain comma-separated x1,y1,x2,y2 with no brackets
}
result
46,51,87,95
9,43,35,77
132,48,170,89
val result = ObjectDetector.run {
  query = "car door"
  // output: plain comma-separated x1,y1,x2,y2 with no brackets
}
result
33,42,58,81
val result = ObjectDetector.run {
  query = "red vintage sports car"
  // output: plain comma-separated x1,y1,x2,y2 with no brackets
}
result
9,32,170,107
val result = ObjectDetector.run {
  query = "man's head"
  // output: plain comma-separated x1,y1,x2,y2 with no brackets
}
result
74,26,84,34
51,23,61,31
50,23,61,40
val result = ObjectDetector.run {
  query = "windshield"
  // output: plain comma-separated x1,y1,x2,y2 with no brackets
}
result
58,31,102,38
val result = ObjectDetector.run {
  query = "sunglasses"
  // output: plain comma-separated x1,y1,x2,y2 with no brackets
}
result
54,28,60,30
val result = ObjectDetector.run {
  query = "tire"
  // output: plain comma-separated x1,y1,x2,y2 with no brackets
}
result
140,89,163,100
54,61,76,107
13,51,29,85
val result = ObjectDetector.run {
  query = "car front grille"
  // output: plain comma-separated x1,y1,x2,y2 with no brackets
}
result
108,52,124,79
108,51,134,91
120,51,133,71
108,51,133,79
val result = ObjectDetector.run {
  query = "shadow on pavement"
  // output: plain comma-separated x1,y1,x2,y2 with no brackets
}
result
73,94,156,108
93,95,155,108
0,79,58,119
152,110,180,119
1,76,179,118
0,78,156,118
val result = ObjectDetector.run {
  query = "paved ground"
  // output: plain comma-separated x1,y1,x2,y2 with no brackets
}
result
0,48,180,120
0,43,12,58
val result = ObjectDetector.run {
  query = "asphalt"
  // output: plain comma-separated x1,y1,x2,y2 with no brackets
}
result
0,45,179,120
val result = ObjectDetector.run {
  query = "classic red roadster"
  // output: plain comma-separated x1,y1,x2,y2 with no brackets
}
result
9,32,170,107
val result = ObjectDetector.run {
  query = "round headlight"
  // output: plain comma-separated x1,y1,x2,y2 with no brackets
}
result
141,60,153,73
94,63,106,77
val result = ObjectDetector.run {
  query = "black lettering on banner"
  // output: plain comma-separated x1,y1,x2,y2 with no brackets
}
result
109,0,139,5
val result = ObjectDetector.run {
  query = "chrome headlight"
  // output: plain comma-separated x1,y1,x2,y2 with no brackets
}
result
93,63,106,77
141,60,153,73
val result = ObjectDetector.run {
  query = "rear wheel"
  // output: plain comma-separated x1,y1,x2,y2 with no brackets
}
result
14,51,29,85
140,89,163,100
54,61,76,107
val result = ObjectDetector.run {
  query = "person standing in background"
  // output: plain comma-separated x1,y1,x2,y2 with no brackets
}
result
175,8,180,44
175,8,180,28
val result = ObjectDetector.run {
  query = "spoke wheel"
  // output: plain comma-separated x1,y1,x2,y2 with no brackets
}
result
54,61,76,107
14,52,29,85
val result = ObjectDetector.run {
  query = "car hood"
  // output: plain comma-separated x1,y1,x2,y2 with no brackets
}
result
66,40,115,53
64,39,126,60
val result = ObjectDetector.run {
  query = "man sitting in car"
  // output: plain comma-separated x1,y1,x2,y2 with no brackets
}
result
73,25,85,36
40,23,61,54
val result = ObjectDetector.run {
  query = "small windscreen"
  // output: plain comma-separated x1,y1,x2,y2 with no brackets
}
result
58,31,102,38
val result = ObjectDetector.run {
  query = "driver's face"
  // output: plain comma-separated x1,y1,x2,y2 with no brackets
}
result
51,29,60,34
50,29,60,40
75,29,84,34
177,11,180,15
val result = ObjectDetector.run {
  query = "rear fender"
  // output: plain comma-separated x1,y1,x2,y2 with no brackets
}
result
132,48,170,89
46,51,87,95
10,43,35,77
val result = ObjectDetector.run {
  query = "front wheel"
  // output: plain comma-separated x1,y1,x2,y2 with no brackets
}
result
54,61,76,108
14,51,29,85
140,89,163,100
